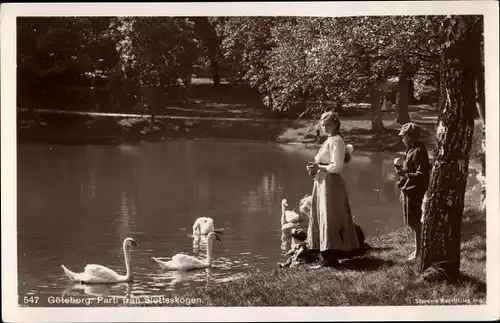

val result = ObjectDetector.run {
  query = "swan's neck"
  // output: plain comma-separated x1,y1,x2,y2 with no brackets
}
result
206,240,214,266
281,200,287,226
193,223,200,237
123,243,132,280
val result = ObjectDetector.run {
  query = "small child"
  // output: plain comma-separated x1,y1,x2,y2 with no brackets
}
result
278,242,320,268
395,122,430,261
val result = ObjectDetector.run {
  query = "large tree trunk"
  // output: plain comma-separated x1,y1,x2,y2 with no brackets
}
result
370,89,385,131
395,74,410,124
419,16,478,281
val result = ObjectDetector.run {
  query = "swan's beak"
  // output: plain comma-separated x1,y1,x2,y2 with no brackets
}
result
214,229,224,235
131,241,139,248
214,233,222,241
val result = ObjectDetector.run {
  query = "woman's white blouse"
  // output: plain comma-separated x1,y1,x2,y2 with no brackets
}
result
314,135,345,174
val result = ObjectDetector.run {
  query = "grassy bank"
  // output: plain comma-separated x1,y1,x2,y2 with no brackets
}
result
169,203,485,306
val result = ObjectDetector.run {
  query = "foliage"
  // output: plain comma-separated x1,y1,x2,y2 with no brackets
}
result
17,17,119,109
112,17,200,88
18,17,218,112
219,16,443,116
18,16,447,117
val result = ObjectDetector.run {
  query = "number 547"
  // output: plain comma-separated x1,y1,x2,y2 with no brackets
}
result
23,296,39,304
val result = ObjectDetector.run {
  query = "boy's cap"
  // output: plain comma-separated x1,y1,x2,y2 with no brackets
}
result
398,122,421,138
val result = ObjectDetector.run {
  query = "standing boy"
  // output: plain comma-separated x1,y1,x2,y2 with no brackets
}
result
395,122,430,261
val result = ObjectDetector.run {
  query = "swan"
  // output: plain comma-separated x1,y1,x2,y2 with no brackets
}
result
192,217,215,237
281,197,310,244
281,198,310,226
281,199,300,225
190,217,224,240
152,232,221,271
61,237,139,284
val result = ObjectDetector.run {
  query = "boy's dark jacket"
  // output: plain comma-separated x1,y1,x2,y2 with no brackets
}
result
398,141,430,197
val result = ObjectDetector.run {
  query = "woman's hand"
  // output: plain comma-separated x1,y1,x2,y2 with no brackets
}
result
394,165,406,177
307,162,320,175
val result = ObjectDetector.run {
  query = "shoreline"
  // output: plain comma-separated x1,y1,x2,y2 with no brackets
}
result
17,109,438,153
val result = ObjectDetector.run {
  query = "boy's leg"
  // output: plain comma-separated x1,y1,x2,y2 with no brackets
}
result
407,195,424,261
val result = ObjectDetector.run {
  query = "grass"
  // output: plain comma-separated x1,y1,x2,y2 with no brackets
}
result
163,203,485,307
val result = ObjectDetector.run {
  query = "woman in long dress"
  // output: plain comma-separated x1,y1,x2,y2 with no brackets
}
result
306,111,360,267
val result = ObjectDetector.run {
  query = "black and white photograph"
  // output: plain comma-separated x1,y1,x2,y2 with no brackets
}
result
1,1,499,322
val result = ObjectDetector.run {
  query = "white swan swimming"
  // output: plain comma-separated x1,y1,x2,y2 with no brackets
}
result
189,217,224,241
61,237,139,284
152,232,221,271
191,217,216,237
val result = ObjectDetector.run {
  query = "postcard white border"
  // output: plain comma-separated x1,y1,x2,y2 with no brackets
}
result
2,1,499,322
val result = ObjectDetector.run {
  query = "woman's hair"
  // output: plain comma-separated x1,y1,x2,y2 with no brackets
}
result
320,111,341,131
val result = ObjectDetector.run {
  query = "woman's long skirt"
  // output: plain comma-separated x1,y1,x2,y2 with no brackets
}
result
307,172,360,252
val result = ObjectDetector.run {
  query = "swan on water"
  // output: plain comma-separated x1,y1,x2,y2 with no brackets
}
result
189,217,224,240
192,217,215,237
152,232,221,271
61,237,139,284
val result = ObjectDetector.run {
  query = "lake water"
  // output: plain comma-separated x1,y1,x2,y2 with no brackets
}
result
17,140,409,306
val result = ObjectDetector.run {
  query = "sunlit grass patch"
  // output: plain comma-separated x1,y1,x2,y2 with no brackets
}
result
168,206,485,307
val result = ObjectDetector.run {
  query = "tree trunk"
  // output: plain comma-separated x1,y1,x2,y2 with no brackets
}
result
408,79,416,103
90,75,98,112
211,60,220,88
209,41,220,88
395,74,410,124
370,89,385,131
419,16,478,281
181,71,193,105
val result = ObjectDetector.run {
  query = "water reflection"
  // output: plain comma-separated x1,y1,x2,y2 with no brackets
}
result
18,141,432,305
63,282,131,299
192,236,210,254
156,268,212,285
